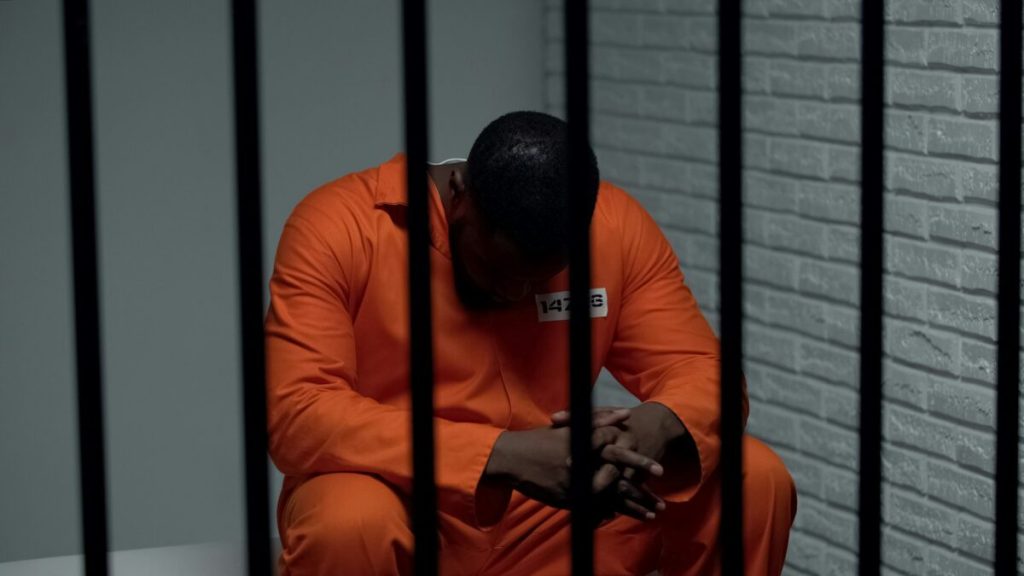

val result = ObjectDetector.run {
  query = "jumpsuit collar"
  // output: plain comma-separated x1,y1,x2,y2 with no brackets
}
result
375,152,452,259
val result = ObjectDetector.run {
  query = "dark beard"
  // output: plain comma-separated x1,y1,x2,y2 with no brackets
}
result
449,222,500,311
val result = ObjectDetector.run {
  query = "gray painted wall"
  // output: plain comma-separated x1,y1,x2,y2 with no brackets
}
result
0,0,81,564
0,0,544,562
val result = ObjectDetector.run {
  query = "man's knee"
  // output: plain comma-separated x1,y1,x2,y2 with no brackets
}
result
743,436,797,525
281,473,412,574
302,473,407,543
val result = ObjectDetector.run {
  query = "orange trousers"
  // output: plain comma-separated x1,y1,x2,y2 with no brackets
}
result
277,435,796,575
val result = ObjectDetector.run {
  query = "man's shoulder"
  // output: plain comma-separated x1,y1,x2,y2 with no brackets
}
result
593,180,649,233
287,153,403,232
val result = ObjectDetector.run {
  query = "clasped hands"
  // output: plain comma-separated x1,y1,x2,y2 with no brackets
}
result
485,402,682,525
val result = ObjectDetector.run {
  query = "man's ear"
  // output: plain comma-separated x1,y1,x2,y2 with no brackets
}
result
450,169,468,207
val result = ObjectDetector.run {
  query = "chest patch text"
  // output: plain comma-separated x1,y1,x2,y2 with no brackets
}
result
535,288,609,322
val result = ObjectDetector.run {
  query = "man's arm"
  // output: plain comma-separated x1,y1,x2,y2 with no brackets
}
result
269,206,663,524
266,208,507,528
602,188,750,503
549,403,692,507
481,414,666,521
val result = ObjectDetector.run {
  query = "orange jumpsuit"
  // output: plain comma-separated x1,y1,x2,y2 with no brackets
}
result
266,153,796,575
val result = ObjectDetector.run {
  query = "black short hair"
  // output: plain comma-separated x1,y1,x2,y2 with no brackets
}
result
466,111,599,259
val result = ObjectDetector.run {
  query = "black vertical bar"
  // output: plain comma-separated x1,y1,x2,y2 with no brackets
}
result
62,1,110,574
565,0,594,574
718,0,744,574
994,0,1022,573
858,0,885,574
230,1,272,575
402,0,438,574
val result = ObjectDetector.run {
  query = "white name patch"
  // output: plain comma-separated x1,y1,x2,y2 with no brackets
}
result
535,288,609,322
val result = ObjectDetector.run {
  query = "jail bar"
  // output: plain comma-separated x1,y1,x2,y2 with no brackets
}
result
993,0,1022,572
229,1,273,575
563,0,596,574
716,0,745,569
401,0,440,574
62,1,110,574
857,0,885,574
717,0,745,573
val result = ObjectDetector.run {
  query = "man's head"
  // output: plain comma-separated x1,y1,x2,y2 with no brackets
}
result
446,111,600,309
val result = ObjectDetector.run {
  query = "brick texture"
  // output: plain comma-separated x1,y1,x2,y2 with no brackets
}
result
545,0,1017,574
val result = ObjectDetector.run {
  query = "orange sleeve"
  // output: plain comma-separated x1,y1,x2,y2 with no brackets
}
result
265,208,509,528
603,192,749,503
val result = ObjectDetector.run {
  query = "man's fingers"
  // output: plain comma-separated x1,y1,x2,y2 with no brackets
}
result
589,424,635,452
617,466,661,509
591,426,618,451
592,492,620,527
616,478,666,513
592,462,621,493
600,444,664,477
592,408,631,428
610,477,659,518
551,410,568,425
622,465,651,486
618,498,658,521
611,428,639,452
550,407,630,428
550,408,628,427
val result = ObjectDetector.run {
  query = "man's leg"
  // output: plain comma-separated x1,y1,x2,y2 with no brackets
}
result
477,435,795,575
276,473,414,576
477,491,661,575
276,472,495,575
659,435,797,576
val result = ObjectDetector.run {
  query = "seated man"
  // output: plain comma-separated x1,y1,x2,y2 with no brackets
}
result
266,111,796,575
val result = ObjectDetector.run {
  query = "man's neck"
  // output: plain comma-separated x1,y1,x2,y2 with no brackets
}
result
427,163,459,219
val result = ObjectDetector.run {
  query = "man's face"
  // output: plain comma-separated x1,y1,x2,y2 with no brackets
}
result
448,192,566,310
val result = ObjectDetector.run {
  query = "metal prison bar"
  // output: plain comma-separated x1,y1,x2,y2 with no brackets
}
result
230,0,273,575
994,0,1023,574
58,2,1024,576
718,0,746,573
858,0,884,573
565,0,598,574
401,0,441,574
62,0,110,574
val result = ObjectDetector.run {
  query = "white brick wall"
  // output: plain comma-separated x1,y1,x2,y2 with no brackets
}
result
545,0,1022,574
